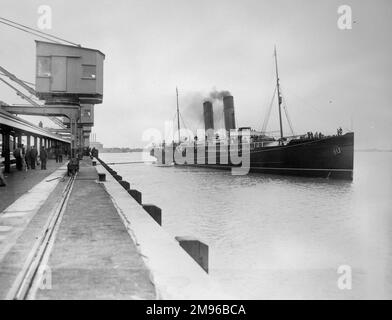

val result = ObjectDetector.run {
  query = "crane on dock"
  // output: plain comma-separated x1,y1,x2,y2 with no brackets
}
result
0,16,105,159
0,65,67,129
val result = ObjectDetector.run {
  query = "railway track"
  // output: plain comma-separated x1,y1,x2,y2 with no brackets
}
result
6,173,76,300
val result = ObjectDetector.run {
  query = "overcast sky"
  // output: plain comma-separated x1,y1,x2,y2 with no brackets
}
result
1,0,391,148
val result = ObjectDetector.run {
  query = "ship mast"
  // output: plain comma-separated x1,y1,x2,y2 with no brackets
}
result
176,87,181,143
274,46,284,139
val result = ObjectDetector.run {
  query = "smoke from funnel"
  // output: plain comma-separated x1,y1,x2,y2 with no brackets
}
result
205,88,232,130
180,88,232,132
209,89,231,100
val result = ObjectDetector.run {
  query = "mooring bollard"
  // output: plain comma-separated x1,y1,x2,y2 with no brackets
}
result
142,204,162,226
128,189,142,204
98,173,106,182
120,180,130,190
175,236,209,273
114,174,122,181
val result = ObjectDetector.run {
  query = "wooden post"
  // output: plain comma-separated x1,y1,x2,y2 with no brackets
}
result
162,140,166,165
175,236,209,273
142,204,162,226
128,189,142,204
120,180,130,190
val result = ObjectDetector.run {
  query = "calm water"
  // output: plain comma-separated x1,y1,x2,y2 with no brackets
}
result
100,151,392,299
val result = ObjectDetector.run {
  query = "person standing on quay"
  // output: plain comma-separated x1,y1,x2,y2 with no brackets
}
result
13,144,23,171
25,146,31,170
40,146,48,170
30,146,37,169
21,144,27,171
0,169,6,187
55,146,61,163
59,146,63,162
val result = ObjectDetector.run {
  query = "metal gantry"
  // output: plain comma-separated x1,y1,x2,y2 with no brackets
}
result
0,18,104,159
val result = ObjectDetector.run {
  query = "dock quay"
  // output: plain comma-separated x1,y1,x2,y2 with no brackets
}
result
0,21,227,301
2,0,392,307
0,157,226,300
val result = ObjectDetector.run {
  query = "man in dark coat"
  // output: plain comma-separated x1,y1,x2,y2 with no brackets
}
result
13,144,23,171
25,146,31,169
55,146,60,163
59,146,63,162
40,146,48,170
0,169,6,187
30,146,38,169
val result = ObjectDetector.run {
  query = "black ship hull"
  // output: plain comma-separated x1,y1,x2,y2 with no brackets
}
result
152,132,354,180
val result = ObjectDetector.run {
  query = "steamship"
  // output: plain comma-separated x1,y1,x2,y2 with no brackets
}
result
151,49,354,180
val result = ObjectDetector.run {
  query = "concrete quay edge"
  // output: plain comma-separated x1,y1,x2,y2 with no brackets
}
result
95,162,231,300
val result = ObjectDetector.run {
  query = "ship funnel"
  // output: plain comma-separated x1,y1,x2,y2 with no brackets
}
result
203,101,214,140
223,95,236,132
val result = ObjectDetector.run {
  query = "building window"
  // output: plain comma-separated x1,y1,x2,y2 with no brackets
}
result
37,57,51,77
82,65,96,79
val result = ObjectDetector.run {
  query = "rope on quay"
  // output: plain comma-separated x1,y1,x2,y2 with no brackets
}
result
46,176,65,182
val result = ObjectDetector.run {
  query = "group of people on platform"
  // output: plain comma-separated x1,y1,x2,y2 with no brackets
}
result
90,147,98,158
1,144,67,187
10,144,65,172
12,144,49,171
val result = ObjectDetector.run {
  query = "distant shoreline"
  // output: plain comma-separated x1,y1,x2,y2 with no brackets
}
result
355,149,392,152
100,148,144,153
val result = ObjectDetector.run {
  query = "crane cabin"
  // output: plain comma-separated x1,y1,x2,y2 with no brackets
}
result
35,41,105,105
